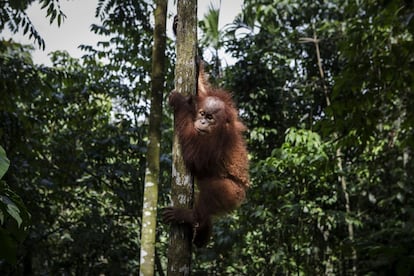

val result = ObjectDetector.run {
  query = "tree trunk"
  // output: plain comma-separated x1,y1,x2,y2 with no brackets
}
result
167,0,197,275
139,0,167,275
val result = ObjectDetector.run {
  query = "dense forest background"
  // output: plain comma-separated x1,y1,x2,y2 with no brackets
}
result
1,0,414,274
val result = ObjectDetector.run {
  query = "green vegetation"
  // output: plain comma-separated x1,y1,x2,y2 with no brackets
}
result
1,0,413,274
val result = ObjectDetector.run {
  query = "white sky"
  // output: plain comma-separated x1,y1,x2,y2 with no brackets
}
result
1,0,242,65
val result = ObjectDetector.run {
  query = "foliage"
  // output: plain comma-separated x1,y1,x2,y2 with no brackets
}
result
195,0,414,274
0,146,30,265
1,0,414,274
0,0,176,272
332,2,414,273
199,2,222,78
0,41,145,273
0,0,66,49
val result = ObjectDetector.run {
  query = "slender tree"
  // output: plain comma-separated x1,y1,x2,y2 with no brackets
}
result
140,0,168,275
300,28,357,275
167,0,197,275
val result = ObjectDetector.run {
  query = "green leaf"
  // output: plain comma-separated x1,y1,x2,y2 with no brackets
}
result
40,0,50,10
0,146,10,179
6,201,23,228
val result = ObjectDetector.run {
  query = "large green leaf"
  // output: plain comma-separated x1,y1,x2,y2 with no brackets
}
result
0,146,10,179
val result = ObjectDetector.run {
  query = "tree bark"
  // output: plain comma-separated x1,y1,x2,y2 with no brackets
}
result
167,0,197,275
139,0,167,275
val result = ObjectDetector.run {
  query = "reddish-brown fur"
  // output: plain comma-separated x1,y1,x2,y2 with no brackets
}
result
164,65,249,247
